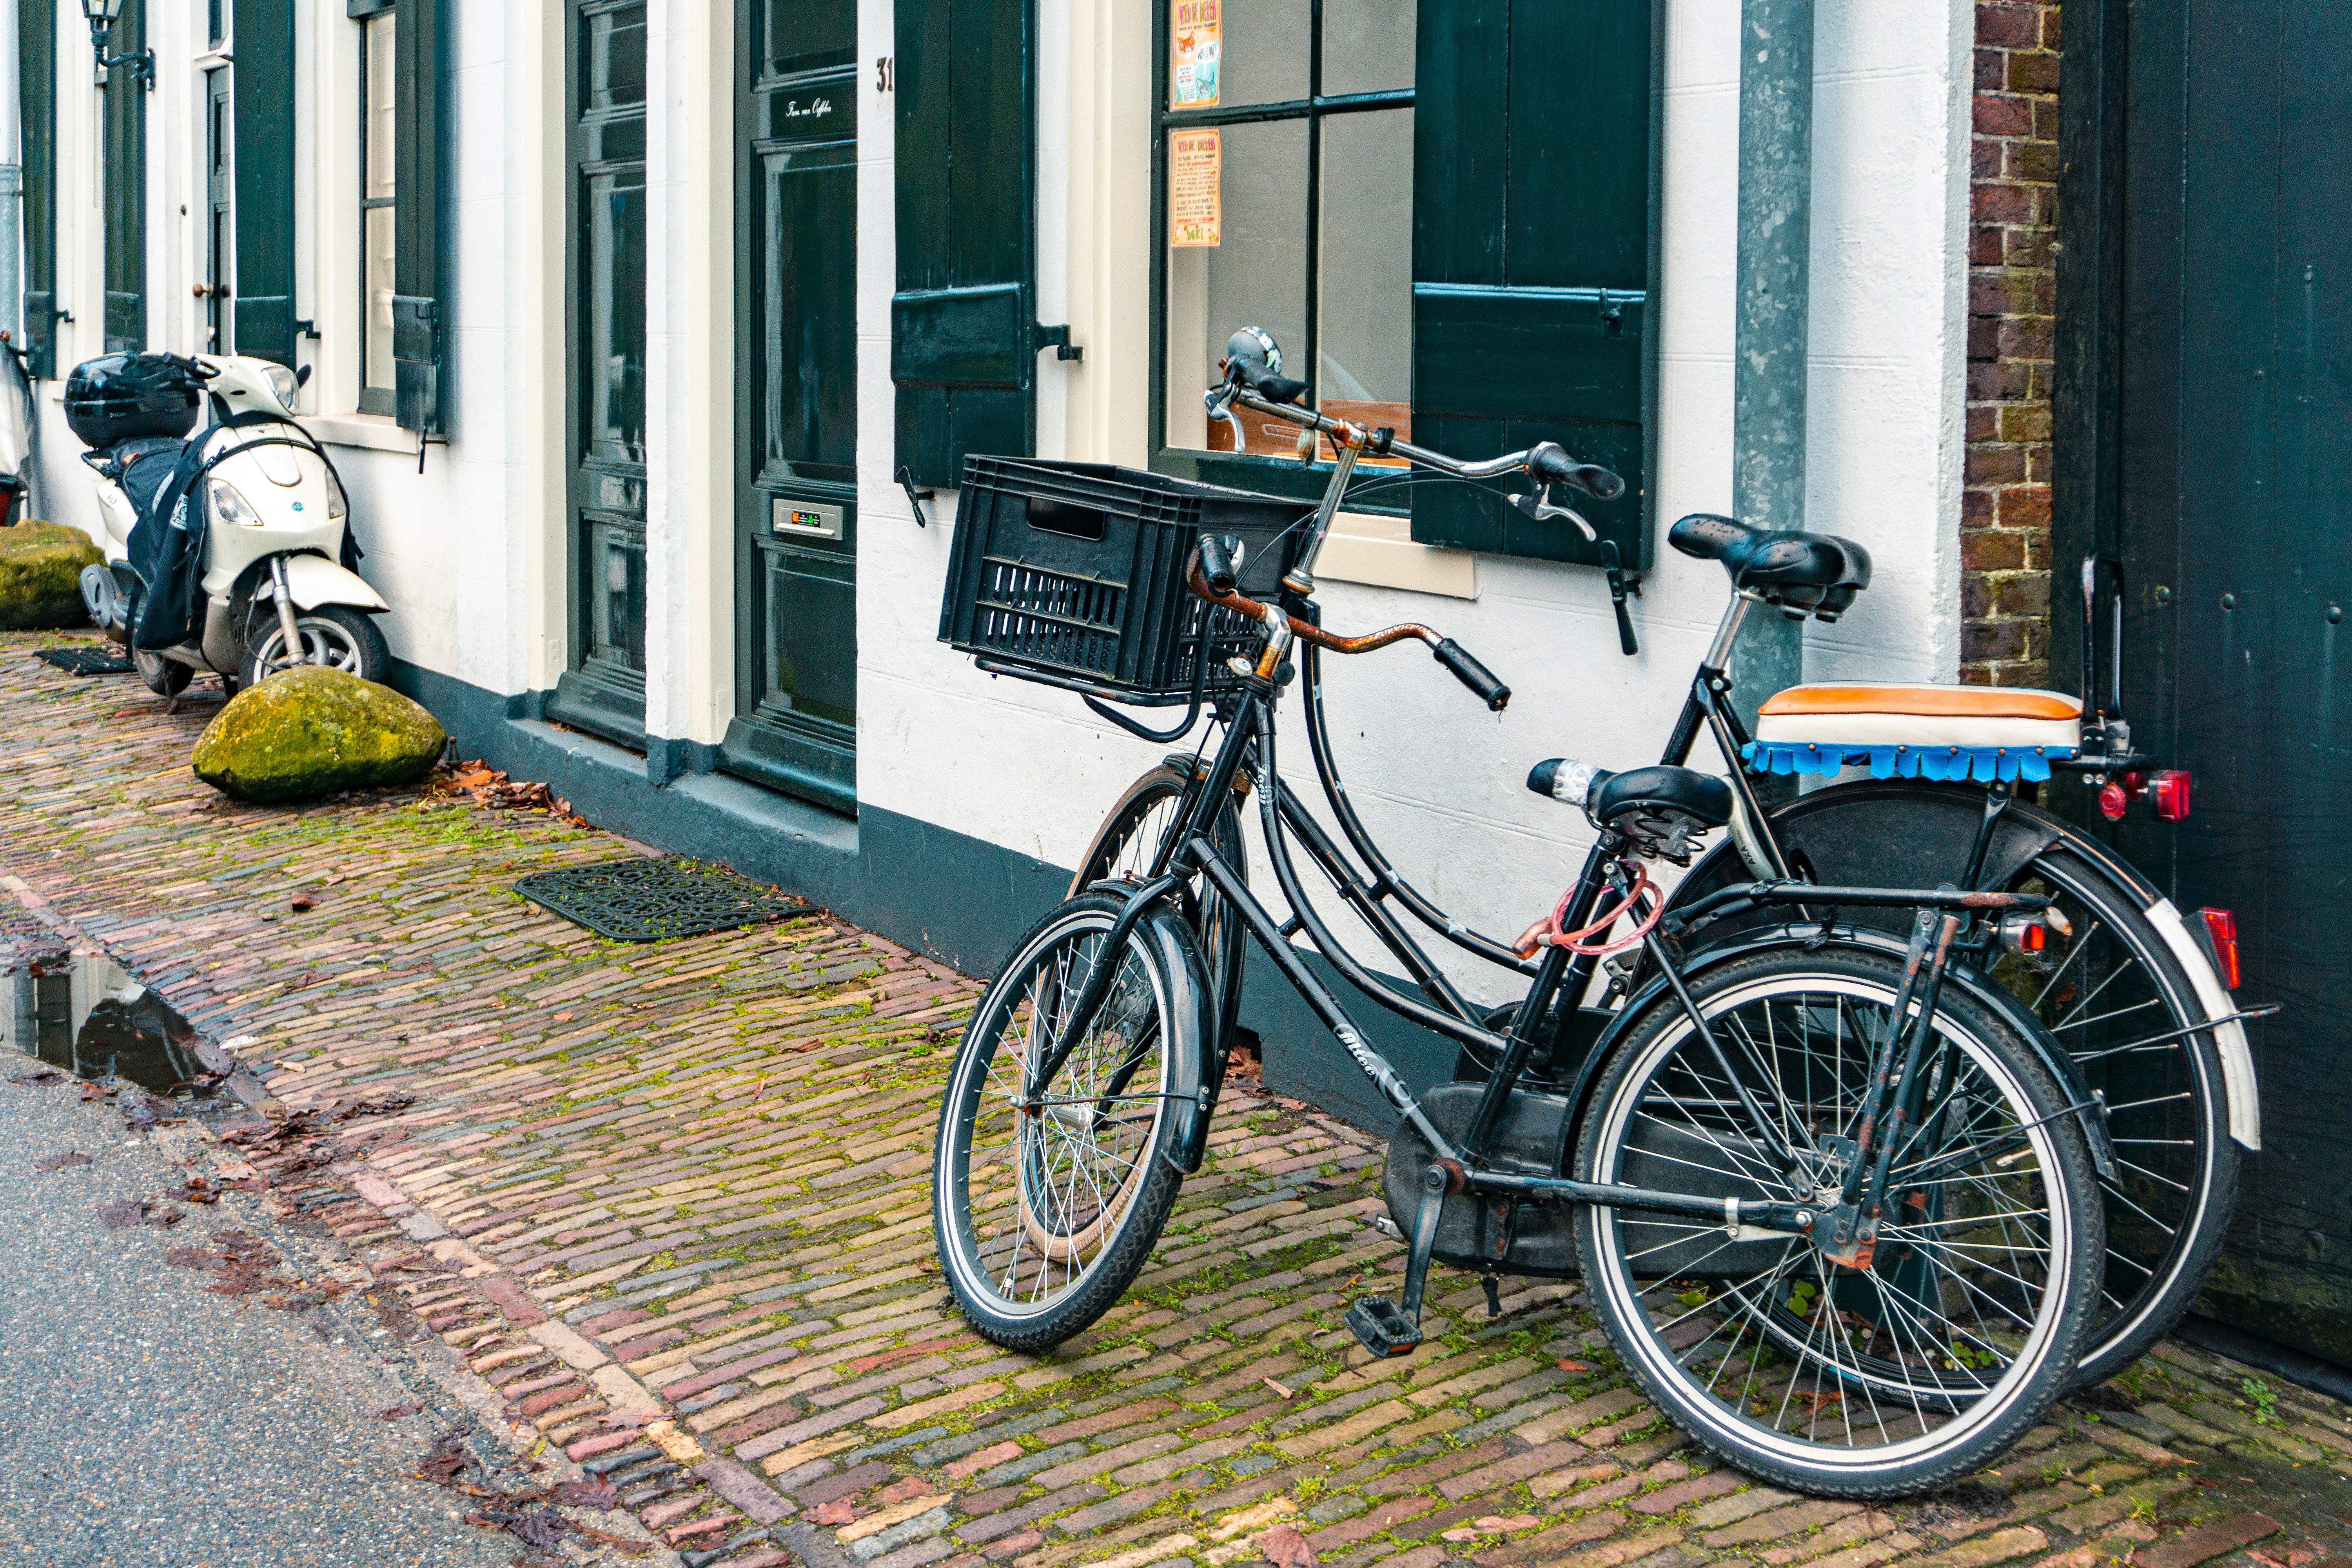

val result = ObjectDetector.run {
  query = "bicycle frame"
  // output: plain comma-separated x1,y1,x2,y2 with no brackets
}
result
1038,631,2050,1347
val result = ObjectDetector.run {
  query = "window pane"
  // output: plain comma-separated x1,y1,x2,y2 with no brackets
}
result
582,4,647,111
364,16,396,201
1323,0,1414,96
759,0,855,76
1164,119,1308,453
1317,108,1413,446
364,207,397,396
1214,0,1309,108
582,171,649,465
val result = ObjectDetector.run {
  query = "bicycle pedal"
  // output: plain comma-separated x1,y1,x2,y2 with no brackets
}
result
1343,1296,1423,1357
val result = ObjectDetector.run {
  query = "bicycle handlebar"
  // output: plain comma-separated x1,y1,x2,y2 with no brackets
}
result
1187,550,1512,711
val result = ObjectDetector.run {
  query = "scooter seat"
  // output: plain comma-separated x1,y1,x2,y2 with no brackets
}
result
1748,683,2083,782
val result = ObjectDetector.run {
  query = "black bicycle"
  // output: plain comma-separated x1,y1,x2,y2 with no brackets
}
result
930,351,2113,1495
1069,339,2265,1396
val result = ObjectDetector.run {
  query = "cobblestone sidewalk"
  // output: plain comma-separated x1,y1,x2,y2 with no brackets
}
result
3,632,2349,1568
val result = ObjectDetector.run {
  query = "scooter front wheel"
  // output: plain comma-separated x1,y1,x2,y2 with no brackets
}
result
240,604,390,686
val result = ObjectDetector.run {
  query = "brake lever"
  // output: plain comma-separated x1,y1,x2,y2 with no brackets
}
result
1508,483,1598,541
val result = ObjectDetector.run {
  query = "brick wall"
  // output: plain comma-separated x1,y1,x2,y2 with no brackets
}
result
1962,2,2060,687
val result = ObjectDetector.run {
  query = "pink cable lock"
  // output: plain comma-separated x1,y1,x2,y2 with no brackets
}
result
1514,858,1664,959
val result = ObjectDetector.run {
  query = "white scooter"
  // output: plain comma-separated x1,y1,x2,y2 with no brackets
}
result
72,352,390,696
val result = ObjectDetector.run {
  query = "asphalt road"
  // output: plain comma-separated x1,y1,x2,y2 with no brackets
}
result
0,1072,520,1568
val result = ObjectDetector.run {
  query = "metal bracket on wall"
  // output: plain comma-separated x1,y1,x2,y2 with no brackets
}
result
1034,323,1084,362
295,319,321,341
896,465,936,528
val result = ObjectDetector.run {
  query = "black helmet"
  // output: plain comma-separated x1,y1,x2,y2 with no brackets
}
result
64,354,203,450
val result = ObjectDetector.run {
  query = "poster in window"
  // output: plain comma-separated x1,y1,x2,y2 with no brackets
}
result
1170,128,1221,247
1171,0,1220,108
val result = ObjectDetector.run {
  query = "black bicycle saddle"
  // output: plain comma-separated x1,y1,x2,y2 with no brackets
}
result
1668,514,1873,620
1588,766,1733,831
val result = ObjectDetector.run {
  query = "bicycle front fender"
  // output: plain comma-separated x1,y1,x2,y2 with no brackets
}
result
1129,897,1221,1176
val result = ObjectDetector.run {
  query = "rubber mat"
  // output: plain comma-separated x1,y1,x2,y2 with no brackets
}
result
513,855,816,942
33,646,134,676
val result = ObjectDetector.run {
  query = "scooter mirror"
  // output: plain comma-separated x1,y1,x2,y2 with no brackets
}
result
295,363,313,389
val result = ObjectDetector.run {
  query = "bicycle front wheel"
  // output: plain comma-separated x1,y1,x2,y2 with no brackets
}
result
1573,946,2103,1497
1073,760,1249,1046
933,894,1198,1350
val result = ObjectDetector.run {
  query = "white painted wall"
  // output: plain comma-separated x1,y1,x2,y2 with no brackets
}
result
853,0,1973,1009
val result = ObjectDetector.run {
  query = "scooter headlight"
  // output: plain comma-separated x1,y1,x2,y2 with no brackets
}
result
263,363,301,413
208,478,263,528
325,466,348,520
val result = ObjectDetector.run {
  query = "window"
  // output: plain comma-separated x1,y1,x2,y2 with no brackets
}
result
1156,0,1416,497
102,0,147,354
359,7,398,414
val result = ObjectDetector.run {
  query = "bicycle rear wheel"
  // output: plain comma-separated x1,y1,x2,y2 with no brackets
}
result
1573,946,2103,1497
933,894,1200,1350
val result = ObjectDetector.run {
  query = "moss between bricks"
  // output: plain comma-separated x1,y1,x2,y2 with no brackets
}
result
0,521,104,630
192,664,446,803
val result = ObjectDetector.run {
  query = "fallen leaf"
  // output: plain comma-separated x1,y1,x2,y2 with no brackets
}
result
1556,1359,1591,1372
290,893,320,912
555,1475,622,1510
1261,1524,1318,1568
97,1200,147,1229
1263,1376,1296,1399
802,1497,860,1526
34,1152,92,1172
507,1509,567,1551
7,1070,63,1087
378,1402,425,1421
552,1012,573,1024
417,1434,472,1484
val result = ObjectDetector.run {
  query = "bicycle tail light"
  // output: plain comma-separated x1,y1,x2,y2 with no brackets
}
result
2197,907,2241,989
2098,780,2130,820
1997,905,2068,958
2149,769,2193,823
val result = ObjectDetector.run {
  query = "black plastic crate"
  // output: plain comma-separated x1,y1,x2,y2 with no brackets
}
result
939,458,1310,701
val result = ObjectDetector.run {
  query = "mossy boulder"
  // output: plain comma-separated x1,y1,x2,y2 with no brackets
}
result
0,521,104,630
192,666,446,803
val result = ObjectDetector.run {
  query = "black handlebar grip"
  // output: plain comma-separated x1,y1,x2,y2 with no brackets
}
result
1433,639,1511,711
1196,534,1241,595
1528,444,1627,501
1230,358,1310,407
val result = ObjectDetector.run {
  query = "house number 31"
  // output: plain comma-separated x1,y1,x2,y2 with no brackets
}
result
876,56,893,91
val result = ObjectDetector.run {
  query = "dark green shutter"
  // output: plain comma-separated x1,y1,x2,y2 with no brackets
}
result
392,0,448,434
891,0,1037,490
102,0,147,354
232,0,298,365
18,0,56,378
1409,0,1661,568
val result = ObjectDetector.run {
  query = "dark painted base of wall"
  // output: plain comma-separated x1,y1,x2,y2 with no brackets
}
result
388,659,1457,1132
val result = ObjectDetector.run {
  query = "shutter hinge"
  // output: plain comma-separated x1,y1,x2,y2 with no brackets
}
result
1035,323,1084,362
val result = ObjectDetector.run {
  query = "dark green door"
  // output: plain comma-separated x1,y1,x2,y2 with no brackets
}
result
2094,0,2352,1367
205,69,232,350
720,0,858,813
548,0,652,748
102,0,146,353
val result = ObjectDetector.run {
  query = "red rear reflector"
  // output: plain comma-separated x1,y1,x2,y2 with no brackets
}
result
2198,907,2240,989
2150,770,2194,823
2022,924,2045,952
2098,781,2130,820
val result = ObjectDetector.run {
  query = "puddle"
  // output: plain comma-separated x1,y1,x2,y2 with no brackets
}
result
1,944,226,1100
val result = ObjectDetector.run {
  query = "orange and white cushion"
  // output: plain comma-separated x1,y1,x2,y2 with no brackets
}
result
1747,684,2083,781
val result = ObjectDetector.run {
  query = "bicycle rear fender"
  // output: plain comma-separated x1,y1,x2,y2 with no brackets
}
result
1666,780,2256,1149
1558,926,2118,1184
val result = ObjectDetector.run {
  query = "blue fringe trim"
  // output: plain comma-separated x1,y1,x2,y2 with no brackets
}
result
1740,740,2073,784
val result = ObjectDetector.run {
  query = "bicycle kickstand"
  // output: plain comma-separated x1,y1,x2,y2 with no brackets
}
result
1345,1161,1454,1356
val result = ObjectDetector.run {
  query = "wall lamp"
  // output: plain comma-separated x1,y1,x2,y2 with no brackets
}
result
81,0,155,91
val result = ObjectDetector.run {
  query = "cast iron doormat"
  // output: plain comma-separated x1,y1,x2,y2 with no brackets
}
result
514,856,816,942
34,645,135,676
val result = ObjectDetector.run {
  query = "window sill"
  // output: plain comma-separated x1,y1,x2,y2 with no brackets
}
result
301,414,415,454
1316,510,1478,599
